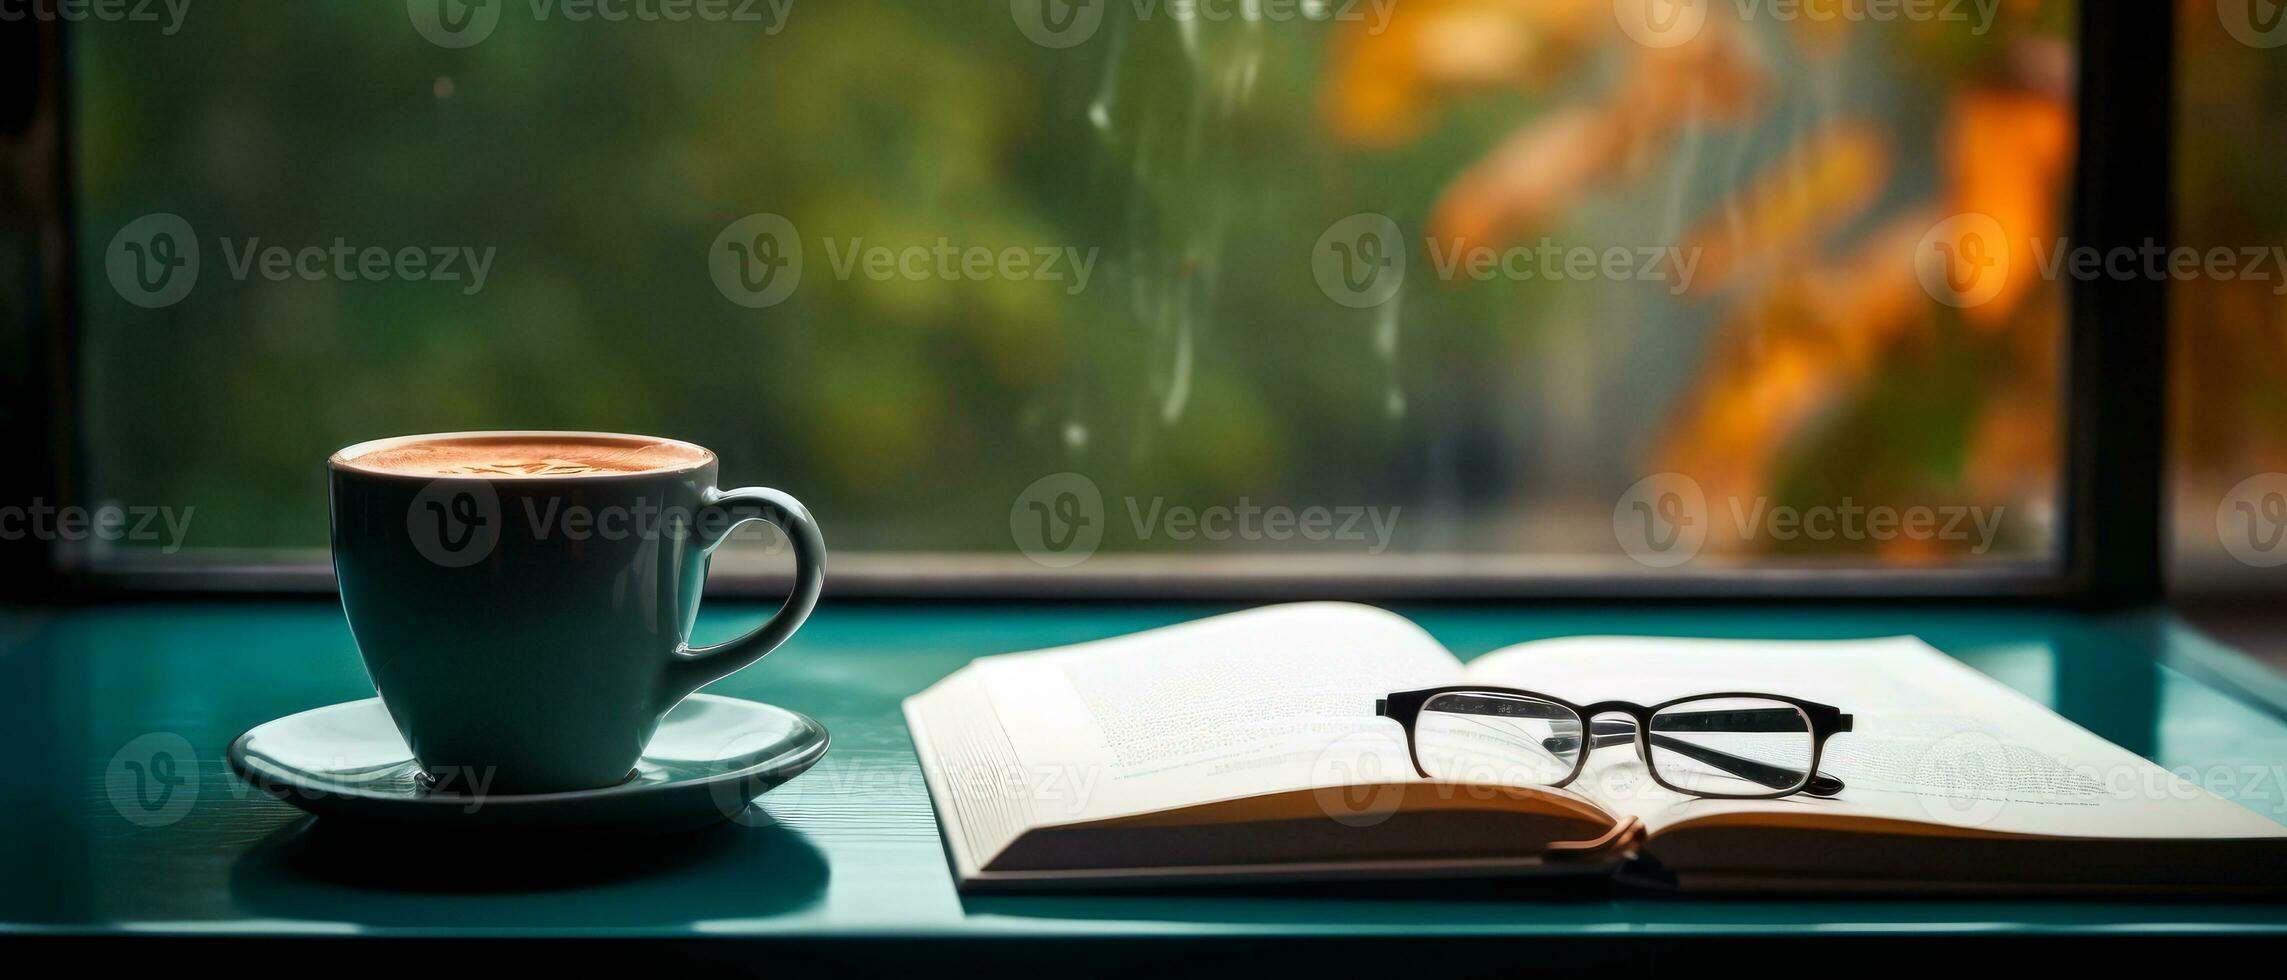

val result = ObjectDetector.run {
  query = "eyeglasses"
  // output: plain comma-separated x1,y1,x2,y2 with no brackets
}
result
1377,687,1853,800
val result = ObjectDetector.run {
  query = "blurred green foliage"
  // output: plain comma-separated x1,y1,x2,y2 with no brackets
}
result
70,2,2068,562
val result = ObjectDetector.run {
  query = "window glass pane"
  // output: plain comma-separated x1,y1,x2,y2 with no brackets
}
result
2174,1,2287,591
71,3,2074,578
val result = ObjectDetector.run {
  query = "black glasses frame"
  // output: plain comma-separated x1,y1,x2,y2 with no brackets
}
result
1377,687,1854,801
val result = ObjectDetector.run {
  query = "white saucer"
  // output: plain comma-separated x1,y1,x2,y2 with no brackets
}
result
228,694,828,835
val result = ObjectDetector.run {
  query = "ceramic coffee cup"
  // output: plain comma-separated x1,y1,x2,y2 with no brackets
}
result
328,431,825,794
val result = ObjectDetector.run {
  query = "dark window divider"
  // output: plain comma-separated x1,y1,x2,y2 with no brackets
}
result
2063,2,2173,607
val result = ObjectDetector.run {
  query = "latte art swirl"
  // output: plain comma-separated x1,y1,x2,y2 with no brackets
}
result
336,435,710,478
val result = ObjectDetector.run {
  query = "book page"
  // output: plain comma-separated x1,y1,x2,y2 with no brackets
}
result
917,603,1463,833
1463,636,2287,841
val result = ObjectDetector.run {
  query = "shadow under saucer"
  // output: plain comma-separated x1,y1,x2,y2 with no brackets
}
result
228,813,831,926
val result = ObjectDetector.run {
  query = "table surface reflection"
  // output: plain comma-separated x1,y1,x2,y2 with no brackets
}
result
3,600,2285,946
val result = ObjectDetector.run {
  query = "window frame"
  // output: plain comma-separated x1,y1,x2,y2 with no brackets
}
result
1,4,2171,605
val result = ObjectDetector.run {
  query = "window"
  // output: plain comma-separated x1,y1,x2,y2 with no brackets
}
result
2172,1,2287,594
43,2,2112,594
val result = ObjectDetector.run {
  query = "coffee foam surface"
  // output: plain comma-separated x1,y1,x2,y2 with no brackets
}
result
339,437,709,477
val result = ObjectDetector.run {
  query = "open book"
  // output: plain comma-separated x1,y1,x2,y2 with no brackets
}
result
904,603,2287,892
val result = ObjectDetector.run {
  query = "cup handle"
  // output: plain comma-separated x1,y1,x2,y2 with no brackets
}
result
661,486,825,707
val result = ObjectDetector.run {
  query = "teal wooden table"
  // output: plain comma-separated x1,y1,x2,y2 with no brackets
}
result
4,600,2286,966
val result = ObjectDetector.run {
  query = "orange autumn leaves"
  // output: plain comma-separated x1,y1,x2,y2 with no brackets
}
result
1319,0,2072,561
1944,86,2076,330
1322,0,1610,149
1679,124,1893,295
1664,88,2073,530
1324,0,1763,252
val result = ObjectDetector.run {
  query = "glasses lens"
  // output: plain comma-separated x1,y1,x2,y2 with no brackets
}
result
1415,692,1584,787
1646,697,1814,797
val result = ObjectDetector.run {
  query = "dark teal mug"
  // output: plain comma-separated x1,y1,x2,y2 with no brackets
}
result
328,431,825,794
